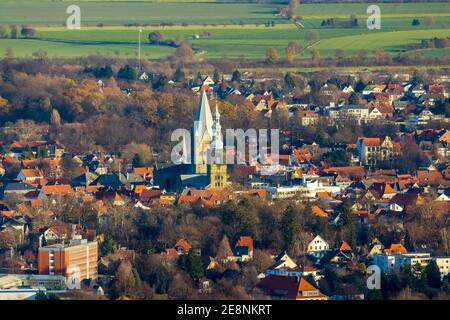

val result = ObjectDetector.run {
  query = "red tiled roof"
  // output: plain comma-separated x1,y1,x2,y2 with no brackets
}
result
417,170,443,186
360,137,381,147
311,205,329,218
133,167,154,178
20,169,43,179
236,236,253,253
41,184,73,196
246,189,267,199
139,189,161,202
339,241,352,252
384,243,407,254
175,239,192,252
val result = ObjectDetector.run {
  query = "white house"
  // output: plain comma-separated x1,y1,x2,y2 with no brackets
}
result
342,85,354,94
436,194,450,202
435,257,450,279
17,169,44,182
388,203,404,212
307,235,330,259
368,107,383,120
263,251,298,278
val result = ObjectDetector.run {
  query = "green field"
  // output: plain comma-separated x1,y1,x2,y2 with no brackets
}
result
0,1,449,60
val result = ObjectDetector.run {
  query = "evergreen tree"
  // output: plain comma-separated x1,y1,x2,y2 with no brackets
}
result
213,68,220,84
404,229,414,252
178,252,204,281
173,67,186,82
281,205,300,249
231,69,242,83
132,153,145,167
424,260,442,289
117,64,137,81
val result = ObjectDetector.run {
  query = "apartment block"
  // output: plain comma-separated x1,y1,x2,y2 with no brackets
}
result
38,239,98,281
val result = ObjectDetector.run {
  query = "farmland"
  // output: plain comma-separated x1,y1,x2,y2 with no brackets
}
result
0,1,449,61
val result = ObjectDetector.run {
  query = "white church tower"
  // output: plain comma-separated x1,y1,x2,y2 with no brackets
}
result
192,88,214,173
210,103,224,164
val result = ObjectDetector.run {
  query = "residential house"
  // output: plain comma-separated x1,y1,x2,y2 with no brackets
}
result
255,275,328,300
435,257,450,279
17,169,44,182
384,243,408,254
307,235,330,259
232,236,254,262
356,136,399,167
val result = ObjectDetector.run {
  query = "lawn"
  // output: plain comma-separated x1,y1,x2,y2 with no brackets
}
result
0,1,449,60
1,1,449,27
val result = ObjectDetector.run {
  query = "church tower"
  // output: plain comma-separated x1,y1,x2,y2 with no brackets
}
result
208,103,228,189
190,87,228,189
192,88,213,174
210,103,223,163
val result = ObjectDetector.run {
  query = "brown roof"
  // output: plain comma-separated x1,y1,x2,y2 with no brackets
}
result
323,166,365,178
178,195,200,204
369,182,397,197
389,194,422,207
293,148,313,164
41,184,73,196
133,167,154,178
139,189,161,202
20,169,43,179
246,189,267,199
417,170,443,186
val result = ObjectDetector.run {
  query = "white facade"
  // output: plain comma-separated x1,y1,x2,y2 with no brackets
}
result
435,257,450,279
267,185,306,200
307,235,330,259
395,253,431,270
373,253,432,273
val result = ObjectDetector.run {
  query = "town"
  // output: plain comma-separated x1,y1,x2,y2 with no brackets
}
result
0,53,449,301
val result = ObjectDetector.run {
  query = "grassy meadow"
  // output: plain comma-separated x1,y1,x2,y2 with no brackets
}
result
0,1,449,61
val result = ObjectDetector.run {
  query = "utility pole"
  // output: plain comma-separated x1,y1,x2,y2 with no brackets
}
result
138,26,142,72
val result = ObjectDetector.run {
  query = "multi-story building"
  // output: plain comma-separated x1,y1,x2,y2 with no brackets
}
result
38,239,98,282
356,136,399,166
373,253,396,272
373,252,432,273
327,105,368,124
395,253,432,270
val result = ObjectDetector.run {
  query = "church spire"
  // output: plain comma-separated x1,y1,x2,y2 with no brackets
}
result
195,87,213,137
192,87,214,168
210,101,223,162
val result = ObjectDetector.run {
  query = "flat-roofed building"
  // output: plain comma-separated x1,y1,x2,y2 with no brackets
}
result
38,239,98,281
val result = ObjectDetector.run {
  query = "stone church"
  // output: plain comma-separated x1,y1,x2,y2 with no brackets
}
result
154,88,228,191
